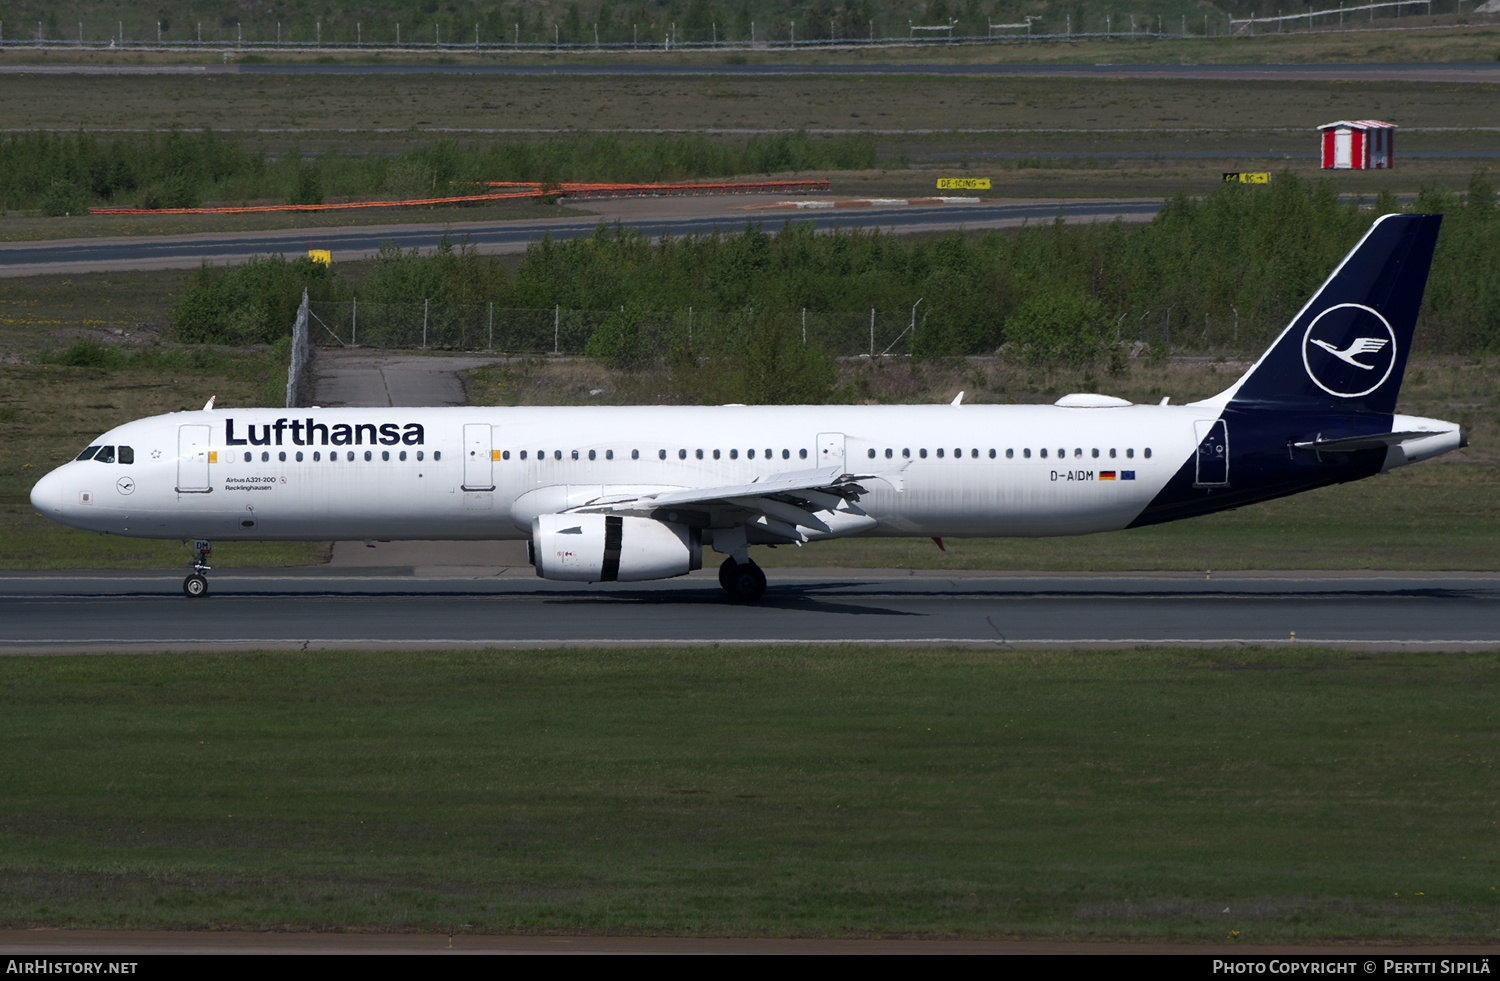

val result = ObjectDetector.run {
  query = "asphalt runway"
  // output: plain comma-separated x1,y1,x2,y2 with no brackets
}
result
0,199,1162,276
3,573,1497,652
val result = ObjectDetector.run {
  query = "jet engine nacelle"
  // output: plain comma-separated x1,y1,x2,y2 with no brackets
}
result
531,513,702,582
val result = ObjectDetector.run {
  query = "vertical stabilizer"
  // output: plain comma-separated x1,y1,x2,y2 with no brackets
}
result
1201,213,1442,417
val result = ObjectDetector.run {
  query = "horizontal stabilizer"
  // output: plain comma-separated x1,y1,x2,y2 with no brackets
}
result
1292,430,1443,453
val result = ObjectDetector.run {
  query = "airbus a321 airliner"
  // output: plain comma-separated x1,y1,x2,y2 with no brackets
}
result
30,213,1466,601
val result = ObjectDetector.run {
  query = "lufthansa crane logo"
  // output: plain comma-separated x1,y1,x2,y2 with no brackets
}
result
1301,303,1397,399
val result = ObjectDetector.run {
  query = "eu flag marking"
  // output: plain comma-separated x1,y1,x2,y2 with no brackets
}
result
1121,471,1136,480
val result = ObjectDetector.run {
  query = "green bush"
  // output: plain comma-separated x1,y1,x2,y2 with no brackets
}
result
171,255,339,344
38,179,90,217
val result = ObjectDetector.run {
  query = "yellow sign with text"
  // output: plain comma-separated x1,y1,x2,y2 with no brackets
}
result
308,249,333,265
937,178,991,190
1222,172,1270,184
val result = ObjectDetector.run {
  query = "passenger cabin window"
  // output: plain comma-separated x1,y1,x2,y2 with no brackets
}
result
919,449,928,459
936,448,945,459
696,449,704,460
678,449,687,460
400,451,407,461
382,451,390,461
606,450,614,460
314,451,322,462
76,446,100,461
799,449,808,459
244,451,252,463
279,451,286,462
297,451,305,462
1109,448,1117,458
1040,449,1048,459
748,449,756,459
868,448,877,459
1006,449,1014,459
712,449,720,460
1144,448,1152,458
1126,448,1134,459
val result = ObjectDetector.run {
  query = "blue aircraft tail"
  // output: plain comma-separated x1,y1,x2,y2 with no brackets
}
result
1217,213,1442,417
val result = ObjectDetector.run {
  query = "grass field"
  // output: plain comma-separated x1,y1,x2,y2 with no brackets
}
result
5,73,1496,142
1,19,1497,65
1,644,1495,939
2,70,1495,235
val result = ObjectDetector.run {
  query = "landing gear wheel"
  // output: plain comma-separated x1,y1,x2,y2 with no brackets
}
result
183,574,208,599
718,557,767,603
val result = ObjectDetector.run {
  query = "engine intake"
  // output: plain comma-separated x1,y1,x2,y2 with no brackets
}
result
531,513,702,582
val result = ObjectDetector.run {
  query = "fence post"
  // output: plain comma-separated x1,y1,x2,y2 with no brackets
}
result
488,301,493,350
870,308,874,357
422,298,428,349
554,305,559,354
286,289,309,409
802,308,806,345
688,306,693,347
352,296,357,346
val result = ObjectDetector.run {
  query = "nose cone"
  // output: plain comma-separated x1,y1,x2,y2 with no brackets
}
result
29,466,66,524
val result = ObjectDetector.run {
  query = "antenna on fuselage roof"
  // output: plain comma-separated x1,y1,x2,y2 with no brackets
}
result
203,396,216,410
950,391,964,406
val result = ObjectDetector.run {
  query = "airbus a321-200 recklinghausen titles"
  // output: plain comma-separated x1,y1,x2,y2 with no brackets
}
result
31,214,1466,601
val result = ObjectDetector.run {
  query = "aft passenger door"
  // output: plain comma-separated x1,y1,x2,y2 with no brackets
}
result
1194,419,1229,488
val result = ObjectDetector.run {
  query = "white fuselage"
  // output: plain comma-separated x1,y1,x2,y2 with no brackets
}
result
31,402,1213,542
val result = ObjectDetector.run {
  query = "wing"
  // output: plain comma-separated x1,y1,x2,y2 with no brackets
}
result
561,465,904,543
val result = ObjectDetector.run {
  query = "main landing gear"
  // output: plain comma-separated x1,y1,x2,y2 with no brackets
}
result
718,556,767,603
183,540,211,599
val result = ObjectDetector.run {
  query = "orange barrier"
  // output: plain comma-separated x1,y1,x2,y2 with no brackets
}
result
87,190,545,215
85,180,829,216
480,180,831,198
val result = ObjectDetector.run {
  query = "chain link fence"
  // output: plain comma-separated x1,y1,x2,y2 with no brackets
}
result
306,301,925,358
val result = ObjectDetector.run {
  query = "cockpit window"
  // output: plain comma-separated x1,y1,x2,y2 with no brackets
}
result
94,446,116,464
75,446,101,461
118,446,134,465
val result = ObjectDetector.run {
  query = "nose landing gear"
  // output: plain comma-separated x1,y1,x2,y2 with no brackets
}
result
718,556,767,603
183,540,212,598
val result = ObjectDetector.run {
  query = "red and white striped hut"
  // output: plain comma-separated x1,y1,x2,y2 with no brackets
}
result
1319,120,1396,170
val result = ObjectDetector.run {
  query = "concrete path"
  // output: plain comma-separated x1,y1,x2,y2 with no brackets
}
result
310,349,497,408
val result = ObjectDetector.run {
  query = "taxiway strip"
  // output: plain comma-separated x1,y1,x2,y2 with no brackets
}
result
2,575,1496,652
0,199,1162,277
